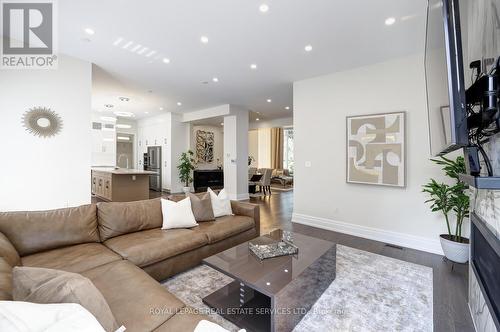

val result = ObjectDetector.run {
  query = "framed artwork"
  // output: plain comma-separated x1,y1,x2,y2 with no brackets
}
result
195,130,214,163
346,111,406,187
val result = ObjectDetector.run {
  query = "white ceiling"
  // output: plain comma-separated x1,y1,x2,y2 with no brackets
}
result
59,0,427,120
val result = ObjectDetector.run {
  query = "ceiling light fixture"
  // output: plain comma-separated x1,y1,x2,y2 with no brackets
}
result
285,106,290,110
118,97,130,102
122,41,133,49
113,111,135,117
177,102,182,106
304,44,313,52
116,124,132,129
212,77,219,82
250,64,257,70
130,44,141,52
113,37,124,46
84,28,95,35
266,99,272,103
159,107,164,111
259,4,269,13
162,58,170,64
220,122,224,126
145,111,149,114
385,17,396,26
200,36,209,44
256,118,260,121
100,116,116,122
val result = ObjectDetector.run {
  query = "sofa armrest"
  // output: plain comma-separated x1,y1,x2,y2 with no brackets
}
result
0,232,20,267
230,201,260,236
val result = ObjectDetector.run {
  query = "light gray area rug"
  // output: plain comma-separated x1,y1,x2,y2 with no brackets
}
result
162,245,433,332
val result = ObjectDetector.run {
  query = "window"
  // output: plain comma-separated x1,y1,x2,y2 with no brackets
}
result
283,127,294,174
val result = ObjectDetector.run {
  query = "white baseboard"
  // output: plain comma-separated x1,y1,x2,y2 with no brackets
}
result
292,213,444,255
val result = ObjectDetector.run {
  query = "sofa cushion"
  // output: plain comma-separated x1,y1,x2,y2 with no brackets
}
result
192,215,255,244
104,228,208,267
21,243,122,273
0,204,99,256
97,198,163,241
0,258,12,300
0,232,20,267
13,266,119,332
82,260,185,332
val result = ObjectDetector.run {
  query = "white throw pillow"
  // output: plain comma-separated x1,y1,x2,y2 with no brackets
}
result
0,301,106,332
194,319,246,332
161,197,198,229
207,188,233,218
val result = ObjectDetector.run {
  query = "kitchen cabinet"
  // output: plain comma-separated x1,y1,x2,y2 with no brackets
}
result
91,168,156,202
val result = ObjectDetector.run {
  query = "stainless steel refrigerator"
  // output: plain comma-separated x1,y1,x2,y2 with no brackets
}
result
144,146,162,191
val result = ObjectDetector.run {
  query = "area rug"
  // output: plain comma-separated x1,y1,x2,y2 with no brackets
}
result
270,184,293,192
162,245,433,332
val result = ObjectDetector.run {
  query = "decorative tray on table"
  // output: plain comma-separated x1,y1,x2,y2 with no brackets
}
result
248,240,299,260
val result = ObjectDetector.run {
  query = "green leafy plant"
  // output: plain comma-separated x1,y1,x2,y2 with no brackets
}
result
422,156,469,243
178,150,196,187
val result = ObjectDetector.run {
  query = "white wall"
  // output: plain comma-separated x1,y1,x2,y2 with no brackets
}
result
191,125,223,170
0,55,92,211
257,128,271,168
250,116,293,130
293,54,454,254
248,130,259,167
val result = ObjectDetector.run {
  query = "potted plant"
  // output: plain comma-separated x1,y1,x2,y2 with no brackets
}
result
423,156,470,263
178,150,196,194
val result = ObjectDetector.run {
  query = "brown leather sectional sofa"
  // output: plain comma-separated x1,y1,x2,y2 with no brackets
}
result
0,198,260,331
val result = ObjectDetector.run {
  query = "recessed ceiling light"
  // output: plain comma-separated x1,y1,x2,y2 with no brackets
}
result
304,45,313,52
200,36,209,44
385,17,396,26
104,104,114,108
113,111,134,117
145,111,149,114
250,64,258,70
285,106,290,110
100,116,116,122
84,28,95,35
116,124,132,129
159,107,164,111
256,118,260,121
266,99,272,103
162,58,170,64
177,102,182,106
220,122,224,126
118,97,130,102
259,4,269,13
212,77,219,83
113,37,124,46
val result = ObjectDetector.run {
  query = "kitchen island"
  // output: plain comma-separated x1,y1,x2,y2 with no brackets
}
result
91,168,157,202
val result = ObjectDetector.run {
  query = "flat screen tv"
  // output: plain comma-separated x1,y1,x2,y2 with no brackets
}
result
425,0,468,156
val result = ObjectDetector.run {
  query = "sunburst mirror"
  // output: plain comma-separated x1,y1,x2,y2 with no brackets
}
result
22,107,63,138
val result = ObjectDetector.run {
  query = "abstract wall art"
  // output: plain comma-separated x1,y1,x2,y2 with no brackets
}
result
195,130,214,163
346,112,406,187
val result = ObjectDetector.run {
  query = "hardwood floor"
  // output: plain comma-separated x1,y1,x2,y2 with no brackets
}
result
248,190,474,332
94,189,474,331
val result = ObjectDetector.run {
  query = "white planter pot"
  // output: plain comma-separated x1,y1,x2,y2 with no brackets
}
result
439,234,469,263
182,187,191,195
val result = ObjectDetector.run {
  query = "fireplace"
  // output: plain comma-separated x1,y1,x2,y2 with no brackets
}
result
470,212,500,330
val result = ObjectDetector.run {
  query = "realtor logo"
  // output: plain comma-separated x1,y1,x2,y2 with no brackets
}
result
1,0,58,69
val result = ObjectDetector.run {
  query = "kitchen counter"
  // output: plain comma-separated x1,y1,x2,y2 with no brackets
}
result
91,167,157,175
91,168,156,202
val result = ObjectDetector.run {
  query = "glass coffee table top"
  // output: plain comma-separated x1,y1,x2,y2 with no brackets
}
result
203,229,335,296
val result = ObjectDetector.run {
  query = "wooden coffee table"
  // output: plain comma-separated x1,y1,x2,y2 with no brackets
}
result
202,229,337,332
